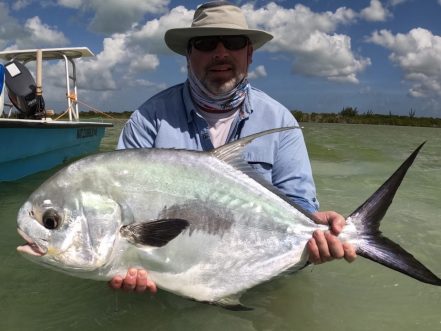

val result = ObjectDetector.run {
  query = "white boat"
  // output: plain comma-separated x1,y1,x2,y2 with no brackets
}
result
0,47,113,181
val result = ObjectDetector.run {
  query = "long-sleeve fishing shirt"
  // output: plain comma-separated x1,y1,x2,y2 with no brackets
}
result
117,81,319,213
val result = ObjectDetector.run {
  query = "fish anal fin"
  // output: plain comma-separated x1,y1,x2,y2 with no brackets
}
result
214,295,253,311
120,219,189,247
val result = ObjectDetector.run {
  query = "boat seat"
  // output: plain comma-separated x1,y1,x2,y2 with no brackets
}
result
4,60,45,119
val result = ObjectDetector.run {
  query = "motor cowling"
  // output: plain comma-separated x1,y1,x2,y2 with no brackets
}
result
4,60,45,119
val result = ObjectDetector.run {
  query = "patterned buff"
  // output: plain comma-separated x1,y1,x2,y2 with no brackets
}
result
188,69,250,112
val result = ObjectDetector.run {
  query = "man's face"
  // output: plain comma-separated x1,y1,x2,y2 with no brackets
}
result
188,36,253,95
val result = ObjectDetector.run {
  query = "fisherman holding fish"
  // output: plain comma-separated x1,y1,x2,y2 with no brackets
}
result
112,1,357,292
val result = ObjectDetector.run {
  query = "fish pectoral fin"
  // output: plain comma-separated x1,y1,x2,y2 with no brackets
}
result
214,295,253,311
120,219,189,247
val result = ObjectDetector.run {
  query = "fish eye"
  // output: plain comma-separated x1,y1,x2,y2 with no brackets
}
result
42,209,61,230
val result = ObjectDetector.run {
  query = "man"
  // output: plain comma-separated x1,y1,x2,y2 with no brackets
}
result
110,0,356,293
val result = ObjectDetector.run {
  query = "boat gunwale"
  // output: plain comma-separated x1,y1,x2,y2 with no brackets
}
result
0,118,113,128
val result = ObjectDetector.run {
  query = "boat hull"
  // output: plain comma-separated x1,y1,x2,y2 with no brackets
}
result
0,119,111,181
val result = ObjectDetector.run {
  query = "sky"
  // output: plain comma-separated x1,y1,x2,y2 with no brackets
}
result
1,0,441,117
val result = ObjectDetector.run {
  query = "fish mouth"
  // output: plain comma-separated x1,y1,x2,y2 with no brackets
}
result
17,228,46,256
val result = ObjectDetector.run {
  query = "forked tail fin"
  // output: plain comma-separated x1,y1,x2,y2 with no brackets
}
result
348,142,441,286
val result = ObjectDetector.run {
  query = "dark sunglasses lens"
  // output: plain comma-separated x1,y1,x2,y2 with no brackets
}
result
222,36,248,50
192,37,219,51
192,36,248,52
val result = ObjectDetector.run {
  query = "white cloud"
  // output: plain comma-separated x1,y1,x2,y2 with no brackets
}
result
129,6,193,54
63,32,160,92
389,0,408,6
1,1,374,110
127,79,166,91
0,3,25,49
1,14,69,50
63,6,190,92
76,33,129,91
128,54,160,74
32,2,369,96
360,0,390,22
243,3,369,83
248,65,267,79
367,28,441,97
12,0,32,10
57,0,83,8
57,0,170,33
22,16,69,47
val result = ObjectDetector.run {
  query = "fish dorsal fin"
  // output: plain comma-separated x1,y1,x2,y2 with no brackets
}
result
211,126,299,166
211,126,317,221
120,219,189,247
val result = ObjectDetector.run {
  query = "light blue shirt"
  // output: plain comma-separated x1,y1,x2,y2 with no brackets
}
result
117,81,319,213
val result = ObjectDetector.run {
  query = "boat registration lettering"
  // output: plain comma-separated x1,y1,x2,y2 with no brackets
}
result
77,127,98,139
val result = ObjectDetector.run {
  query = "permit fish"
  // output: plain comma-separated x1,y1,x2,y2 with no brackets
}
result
16,127,441,310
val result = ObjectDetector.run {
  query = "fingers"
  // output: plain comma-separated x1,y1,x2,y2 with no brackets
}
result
307,237,321,264
343,242,357,263
146,273,158,294
108,268,157,294
312,210,346,235
307,231,331,264
309,210,357,264
325,231,344,259
328,213,345,235
308,230,357,264
313,230,332,262
122,268,138,291
109,275,124,289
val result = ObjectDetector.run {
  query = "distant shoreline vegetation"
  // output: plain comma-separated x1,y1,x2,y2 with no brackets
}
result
292,107,441,128
77,108,441,128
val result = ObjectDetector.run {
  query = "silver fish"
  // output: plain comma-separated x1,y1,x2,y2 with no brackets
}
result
16,128,440,310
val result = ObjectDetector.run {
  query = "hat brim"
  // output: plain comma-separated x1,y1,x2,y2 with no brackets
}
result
165,27,273,56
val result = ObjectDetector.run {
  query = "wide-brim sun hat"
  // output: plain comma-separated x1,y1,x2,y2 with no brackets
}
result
165,1,273,56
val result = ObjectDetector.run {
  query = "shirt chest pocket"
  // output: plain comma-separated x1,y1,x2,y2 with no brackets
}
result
243,145,275,184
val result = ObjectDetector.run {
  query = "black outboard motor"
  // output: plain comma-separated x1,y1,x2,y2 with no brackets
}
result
4,60,45,119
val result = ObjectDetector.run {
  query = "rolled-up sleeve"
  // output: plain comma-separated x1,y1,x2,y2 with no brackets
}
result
117,106,158,149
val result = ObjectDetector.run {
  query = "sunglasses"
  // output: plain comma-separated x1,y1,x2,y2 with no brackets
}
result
190,35,249,52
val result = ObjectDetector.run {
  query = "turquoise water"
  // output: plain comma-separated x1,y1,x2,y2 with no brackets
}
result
0,122,440,330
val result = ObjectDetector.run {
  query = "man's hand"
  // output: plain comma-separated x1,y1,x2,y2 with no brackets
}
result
307,211,357,264
108,268,157,293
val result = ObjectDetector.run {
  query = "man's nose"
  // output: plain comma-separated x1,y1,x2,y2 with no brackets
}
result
212,41,229,58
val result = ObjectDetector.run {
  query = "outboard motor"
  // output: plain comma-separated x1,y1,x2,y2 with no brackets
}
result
4,60,45,119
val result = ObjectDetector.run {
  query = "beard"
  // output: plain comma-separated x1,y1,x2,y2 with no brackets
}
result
199,60,247,95
203,76,244,94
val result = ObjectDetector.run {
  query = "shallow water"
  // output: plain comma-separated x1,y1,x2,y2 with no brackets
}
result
0,122,440,331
